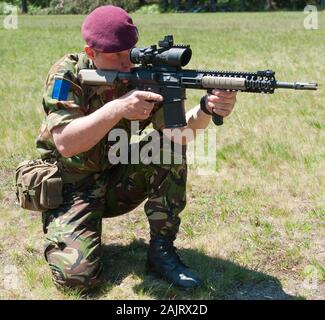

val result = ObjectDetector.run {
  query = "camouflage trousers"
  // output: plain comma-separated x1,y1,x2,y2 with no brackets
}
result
42,138,187,291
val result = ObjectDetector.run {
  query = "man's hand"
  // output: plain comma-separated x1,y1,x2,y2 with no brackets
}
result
115,89,163,120
206,89,237,118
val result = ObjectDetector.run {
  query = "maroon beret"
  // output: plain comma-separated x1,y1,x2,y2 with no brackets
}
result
82,5,138,53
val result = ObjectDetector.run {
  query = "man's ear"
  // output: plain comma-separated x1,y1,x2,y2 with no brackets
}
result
84,45,95,60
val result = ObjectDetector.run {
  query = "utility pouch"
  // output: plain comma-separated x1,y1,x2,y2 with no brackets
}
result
15,159,63,212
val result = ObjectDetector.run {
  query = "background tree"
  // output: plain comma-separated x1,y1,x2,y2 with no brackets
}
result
22,0,28,13
209,0,217,12
264,0,273,10
3,0,323,14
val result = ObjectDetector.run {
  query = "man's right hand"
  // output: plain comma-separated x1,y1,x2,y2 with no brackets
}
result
114,90,163,120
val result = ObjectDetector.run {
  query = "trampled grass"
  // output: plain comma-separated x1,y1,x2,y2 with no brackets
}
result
0,12,324,300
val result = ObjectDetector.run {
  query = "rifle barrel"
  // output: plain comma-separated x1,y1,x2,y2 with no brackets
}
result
276,81,318,90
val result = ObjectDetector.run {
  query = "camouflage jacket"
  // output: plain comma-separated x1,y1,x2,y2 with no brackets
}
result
36,52,152,181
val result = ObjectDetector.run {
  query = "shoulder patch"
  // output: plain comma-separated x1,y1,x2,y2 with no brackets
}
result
52,78,71,100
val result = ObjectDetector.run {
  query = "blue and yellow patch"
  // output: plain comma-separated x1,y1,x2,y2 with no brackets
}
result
52,78,70,100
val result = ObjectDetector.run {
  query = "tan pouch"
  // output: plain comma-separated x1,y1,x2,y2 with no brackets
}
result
15,159,63,212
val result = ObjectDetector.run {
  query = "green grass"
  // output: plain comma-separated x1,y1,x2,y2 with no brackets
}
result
0,12,324,299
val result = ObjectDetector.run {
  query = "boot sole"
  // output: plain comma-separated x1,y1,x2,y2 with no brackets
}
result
145,261,200,291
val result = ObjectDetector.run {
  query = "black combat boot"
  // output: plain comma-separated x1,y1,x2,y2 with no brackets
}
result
146,237,202,289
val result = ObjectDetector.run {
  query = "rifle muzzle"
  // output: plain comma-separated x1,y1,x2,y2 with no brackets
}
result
276,82,318,90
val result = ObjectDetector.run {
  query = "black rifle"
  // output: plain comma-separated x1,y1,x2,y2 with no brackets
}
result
78,35,318,128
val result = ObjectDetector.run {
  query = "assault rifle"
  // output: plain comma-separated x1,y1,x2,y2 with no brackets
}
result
78,35,318,128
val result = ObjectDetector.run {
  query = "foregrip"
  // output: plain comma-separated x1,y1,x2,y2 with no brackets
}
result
206,89,224,126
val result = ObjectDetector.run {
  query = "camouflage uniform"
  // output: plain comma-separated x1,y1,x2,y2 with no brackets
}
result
37,53,187,291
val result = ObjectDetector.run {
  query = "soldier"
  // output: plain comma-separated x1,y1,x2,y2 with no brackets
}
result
37,5,237,292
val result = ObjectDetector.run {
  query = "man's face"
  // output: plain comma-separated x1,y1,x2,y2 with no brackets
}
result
85,46,134,72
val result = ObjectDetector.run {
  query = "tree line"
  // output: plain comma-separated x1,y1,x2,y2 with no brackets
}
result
8,0,325,14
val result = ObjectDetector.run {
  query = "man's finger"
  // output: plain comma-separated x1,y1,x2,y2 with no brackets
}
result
141,91,164,102
208,101,234,110
212,109,230,117
211,89,237,98
207,95,236,104
143,101,156,110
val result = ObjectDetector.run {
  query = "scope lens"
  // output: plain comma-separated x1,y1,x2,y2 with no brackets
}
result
179,48,192,67
129,47,141,64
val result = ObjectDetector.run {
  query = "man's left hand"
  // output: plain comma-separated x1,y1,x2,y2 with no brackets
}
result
206,89,237,118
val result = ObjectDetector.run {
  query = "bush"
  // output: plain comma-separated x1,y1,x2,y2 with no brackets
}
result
135,4,161,13
27,5,51,15
48,0,141,14
0,2,17,15
2,0,323,15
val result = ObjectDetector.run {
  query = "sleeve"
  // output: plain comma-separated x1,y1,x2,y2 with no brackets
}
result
42,55,85,133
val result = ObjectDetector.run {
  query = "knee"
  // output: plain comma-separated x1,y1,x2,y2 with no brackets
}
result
51,259,102,292
45,244,103,292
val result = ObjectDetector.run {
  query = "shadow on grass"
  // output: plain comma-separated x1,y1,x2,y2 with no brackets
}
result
88,239,300,300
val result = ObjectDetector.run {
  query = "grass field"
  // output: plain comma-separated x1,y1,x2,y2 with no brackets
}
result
0,11,324,300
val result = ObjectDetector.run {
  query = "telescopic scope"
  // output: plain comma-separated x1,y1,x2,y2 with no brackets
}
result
130,36,192,68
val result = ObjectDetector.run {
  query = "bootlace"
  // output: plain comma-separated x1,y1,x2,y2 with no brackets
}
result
158,243,187,268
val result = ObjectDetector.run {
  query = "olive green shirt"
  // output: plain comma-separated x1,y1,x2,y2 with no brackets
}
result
36,52,151,180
